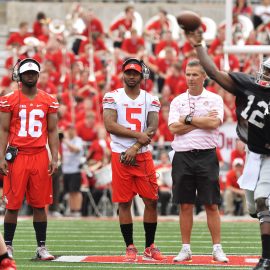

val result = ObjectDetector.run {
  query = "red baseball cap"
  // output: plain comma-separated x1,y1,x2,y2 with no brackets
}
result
123,63,142,73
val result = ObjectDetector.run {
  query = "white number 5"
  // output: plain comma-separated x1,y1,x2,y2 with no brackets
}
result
18,109,44,137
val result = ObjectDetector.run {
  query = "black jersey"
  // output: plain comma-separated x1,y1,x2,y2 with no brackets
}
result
229,72,270,155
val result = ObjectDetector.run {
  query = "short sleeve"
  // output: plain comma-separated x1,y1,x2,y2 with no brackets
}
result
0,93,12,112
47,95,59,114
215,95,224,123
168,98,180,126
103,92,117,110
149,95,161,112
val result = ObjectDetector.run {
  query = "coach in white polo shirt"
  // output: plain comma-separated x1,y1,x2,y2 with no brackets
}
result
168,59,228,263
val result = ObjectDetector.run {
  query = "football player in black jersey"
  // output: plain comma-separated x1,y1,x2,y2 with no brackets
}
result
185,29,270,270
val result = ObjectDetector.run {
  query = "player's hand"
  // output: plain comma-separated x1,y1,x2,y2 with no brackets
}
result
185,27,204,47
0,159,8,176
136,132,151,146
48,160,58,175
122,146,137,165
207,110,218,118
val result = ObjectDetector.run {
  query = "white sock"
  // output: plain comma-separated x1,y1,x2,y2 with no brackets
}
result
182,244,191,250
213,244,222,251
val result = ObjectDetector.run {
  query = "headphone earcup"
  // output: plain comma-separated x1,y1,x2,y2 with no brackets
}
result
12,70,20,82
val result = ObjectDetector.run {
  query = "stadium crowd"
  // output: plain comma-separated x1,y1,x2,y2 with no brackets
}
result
0,0,268,217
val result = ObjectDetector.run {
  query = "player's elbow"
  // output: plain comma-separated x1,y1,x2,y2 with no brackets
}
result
208,118,221,129
168,125,177,135
104,122,114,134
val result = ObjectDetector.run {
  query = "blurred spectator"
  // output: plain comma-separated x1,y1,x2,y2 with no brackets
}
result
156,46,177,93
253,0,270,28
76,110,98,143
144,9,170,52
121,28,145,58
87,126,111,169
109,5,135,48
37,70,57,95
154,30,179,57
208,26,226,56
233,0,253,18
163,62,186,97
213,53,240,72
6,22,31,49
61,124,84,217
81,8,104,38
155,151,172,216
224,158,248,215
32,12,48,38
0,69,13,96
157,104,174,148
222,90,237,123
230,138,246,167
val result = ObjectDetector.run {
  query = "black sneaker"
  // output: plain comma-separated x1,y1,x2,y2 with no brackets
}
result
253,258,270,270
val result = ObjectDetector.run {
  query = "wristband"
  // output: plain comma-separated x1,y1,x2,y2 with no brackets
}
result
185,114,193,125
194,43,202,47
132,144,140,150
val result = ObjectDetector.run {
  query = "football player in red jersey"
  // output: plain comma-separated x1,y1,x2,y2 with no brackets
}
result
0,58,59,261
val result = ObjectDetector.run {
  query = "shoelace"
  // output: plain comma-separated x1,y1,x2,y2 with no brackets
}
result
127,247,137,255
39,247,50,257
151,247,162,257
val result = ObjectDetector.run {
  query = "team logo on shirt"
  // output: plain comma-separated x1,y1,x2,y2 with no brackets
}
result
203,101,209,106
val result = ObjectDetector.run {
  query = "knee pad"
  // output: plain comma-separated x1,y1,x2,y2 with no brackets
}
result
257,210,270,224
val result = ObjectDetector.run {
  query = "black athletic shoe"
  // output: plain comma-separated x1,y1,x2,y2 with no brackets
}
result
253,258,270,270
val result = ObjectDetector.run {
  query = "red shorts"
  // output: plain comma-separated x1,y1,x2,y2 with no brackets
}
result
3,149,53,210
111,151,158,203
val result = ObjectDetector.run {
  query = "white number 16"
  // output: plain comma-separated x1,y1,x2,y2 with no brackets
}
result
18,109,44,137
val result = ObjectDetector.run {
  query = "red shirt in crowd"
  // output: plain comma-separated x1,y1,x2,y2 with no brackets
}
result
82,18,104,37
121,37,145,54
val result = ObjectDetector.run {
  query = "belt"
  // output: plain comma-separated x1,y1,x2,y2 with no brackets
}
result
179,148,216,153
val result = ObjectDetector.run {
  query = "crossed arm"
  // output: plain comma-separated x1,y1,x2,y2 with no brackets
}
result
169,111,221,135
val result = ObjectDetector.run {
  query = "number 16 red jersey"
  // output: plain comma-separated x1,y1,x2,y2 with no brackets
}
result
0,89,59,151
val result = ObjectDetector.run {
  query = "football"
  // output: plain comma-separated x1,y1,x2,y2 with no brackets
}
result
176,11,202,31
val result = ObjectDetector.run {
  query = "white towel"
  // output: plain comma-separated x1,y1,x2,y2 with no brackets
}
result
237,151,261,191
168,150,175,163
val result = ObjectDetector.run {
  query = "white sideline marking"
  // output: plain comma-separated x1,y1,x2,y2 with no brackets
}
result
53,256,87,262
245,258,259,263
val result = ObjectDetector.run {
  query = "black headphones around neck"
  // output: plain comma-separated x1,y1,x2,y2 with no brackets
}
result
122,58,150,80
12,58,41,82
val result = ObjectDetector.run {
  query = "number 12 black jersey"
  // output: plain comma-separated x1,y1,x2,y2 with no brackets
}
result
229,72,270,155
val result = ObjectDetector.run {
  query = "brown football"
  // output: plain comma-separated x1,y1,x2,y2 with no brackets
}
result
176,11,202,31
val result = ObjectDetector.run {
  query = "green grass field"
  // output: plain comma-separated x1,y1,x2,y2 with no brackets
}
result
8,217,260,270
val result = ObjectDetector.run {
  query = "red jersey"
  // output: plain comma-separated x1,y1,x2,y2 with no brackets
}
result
121,37,145,54
226,170,241,189
32,21,43,37
1,76,12,87
82,18,104,37
110,18,132,32
146,20,170,35
155,40,179,56
37,82,57,95
6,32,31,47
0,90,59,150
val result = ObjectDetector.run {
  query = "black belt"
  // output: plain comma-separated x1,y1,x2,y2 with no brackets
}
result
179,148,216,153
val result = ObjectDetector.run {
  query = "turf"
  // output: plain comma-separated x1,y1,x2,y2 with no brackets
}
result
8,217,260,270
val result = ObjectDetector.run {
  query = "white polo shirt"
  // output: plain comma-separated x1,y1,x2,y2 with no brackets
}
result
168,88,224,152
